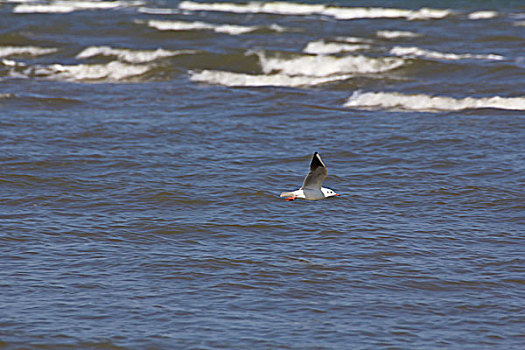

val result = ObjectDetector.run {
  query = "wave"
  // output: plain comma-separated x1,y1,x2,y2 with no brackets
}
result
303,40,370,55
390,46,505,61
76,46,195,63
145,19,261,35
21,61,151,82
344,91,525,112
0,46,57,58
179,1,452,20
190,69,351,87
257,52,405,76
1,58,27,67
468,11,498,20
13,1,138,13
137,7,180,15
324,7,451,21
376,30,421,39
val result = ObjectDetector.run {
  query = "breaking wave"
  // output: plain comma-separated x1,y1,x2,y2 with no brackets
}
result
344,91,525,112
376,30,421,39
145,19,275,35
468,11,498,20
390,46,505,61
303,40,371,55
137,7,180,15
257,52,405,76
13,1,139,13
21,61,151,82
76,46,195,63
190,69,351,87
179,1,452,21
0,46,57,58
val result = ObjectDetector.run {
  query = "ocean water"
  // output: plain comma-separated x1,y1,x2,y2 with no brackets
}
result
1,0,524,348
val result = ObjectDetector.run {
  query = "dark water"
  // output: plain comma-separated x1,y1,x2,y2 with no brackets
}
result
1,0,524,348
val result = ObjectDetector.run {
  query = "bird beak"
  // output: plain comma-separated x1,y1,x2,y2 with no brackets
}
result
335,193,340,196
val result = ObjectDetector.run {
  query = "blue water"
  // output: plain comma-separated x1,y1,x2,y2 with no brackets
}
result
1,0,524,348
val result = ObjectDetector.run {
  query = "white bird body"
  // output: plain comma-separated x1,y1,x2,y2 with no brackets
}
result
280,152,339,201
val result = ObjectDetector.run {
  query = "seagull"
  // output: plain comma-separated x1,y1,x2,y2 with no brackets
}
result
280,152,340,201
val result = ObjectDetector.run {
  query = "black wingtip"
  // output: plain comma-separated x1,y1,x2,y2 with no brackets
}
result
310,152,326,170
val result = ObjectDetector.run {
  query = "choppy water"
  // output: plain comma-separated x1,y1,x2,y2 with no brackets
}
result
1,0,524,348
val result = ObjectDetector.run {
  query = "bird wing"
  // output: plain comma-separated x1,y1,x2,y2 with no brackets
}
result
301,152,327,190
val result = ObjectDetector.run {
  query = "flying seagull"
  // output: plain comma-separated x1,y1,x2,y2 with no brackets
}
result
280,152,340,201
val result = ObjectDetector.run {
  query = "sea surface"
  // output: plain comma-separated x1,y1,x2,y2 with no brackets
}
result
1,0,524,349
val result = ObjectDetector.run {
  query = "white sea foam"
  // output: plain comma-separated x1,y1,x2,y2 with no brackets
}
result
390,46,505,61
468,11,498,20
2,58,26,67
179,1,452,20
26,61,150,82
376,30,421,39
138,7,180,15
258,53,405,77
190,69,351,87
2,0,36,3
303,40,370,55
0,46,57,58
344,91,525,111
325,7,451,20
13,1,135,13
179,1,324,15
146,20,258,35
76,46,194,63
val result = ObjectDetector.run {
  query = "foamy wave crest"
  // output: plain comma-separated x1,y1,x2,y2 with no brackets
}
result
258,53,405,76
325,7,451,20
179,1,452,20
146,19,258,35
13,1,137,13
190,70,351,87
344,91,525,112
468,11,498,20
179,1,324,15
25,61,151,82
390,46,505,61
0,46,57,58
138,7,180,15
376,30,421,39
2,59,26,67
76,46,194,63
303,40,370,55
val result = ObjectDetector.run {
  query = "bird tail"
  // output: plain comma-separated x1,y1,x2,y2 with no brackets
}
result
280,191,295,198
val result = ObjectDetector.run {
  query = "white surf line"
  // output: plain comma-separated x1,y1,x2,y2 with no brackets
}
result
24,61,151,82
376,30,421,39
303,40,371,55
344,91,525,111
390,46,505,61
256,52,405,76
13,1,138,13
179,1,452,20
190,69,352,87
0,46,57,57
468,11,498,20
76,46,196,64
145,19,259,35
